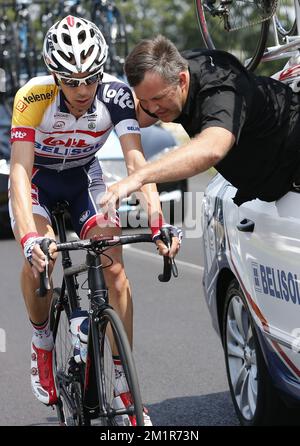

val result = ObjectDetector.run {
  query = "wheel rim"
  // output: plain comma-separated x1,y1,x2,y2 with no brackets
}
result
226,294,258,421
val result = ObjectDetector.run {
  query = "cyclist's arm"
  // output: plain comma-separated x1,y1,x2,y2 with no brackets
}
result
119,132,180,256
119,132,163,219
9,140,36,241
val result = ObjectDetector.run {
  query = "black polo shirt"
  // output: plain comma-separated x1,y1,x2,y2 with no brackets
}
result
145,49,300,205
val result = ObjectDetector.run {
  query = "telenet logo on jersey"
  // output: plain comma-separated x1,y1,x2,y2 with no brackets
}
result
16,90,55,113
16,100,28,113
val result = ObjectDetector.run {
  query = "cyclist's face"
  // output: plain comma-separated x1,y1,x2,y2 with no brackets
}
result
56,71,99,115
134,71,189,122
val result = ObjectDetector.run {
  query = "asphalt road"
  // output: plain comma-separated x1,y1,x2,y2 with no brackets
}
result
0,172,239,426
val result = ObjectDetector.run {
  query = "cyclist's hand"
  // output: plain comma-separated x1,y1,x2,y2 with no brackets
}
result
23,235,56,278
152,224,182,258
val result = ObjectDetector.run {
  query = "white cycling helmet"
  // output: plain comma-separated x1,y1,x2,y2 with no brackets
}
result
43,15,108,75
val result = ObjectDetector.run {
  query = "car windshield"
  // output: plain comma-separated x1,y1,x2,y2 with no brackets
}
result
0,105,11,160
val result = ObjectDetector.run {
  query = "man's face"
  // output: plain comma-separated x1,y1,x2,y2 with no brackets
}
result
133,71,188,122
56,71,100,114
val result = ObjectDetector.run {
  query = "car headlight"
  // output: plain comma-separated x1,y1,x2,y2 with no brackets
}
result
100,159,127,184
0,159,10,176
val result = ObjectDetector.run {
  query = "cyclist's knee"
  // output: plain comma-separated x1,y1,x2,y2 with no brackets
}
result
104,262,129,294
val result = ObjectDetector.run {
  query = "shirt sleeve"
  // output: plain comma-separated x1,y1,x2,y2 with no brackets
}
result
196,54,250,142
199,88,247,142
101,81,141,138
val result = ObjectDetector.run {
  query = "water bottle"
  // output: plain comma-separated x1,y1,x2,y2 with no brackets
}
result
78,318,89,363
69,309,88,363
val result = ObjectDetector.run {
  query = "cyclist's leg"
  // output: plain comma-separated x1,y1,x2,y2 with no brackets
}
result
70,159,133,345
9,175,57,326
9,173,58,405
70,160,151,425
86,224,133,345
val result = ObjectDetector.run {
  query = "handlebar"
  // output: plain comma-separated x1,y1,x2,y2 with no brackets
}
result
38,232,178,297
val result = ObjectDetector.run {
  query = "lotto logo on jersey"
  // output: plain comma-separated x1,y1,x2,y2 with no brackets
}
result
16,100,28,113
11,127,35,143
43,137,90,147
103,85,134,109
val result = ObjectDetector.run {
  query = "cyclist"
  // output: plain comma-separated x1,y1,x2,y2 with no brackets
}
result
100,35,300,210
9,18,181,425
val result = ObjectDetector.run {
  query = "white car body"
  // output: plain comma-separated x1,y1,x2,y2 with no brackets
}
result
202,63,300,424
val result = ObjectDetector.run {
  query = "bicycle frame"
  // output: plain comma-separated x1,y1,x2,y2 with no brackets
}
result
51,201,112,418
259,0,300,63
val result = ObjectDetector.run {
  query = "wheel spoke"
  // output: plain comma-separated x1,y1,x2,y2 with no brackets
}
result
247,371,257,418
227,340,244,359
232,297,247,341
227,318,245,348
232,362,247,395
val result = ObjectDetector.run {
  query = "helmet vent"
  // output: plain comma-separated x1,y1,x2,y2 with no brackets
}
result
62,33,71,46
57,50,73,63
78,30,86,44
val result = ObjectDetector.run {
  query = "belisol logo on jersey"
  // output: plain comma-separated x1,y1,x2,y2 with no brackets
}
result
103,85,134,109
35,139,102,156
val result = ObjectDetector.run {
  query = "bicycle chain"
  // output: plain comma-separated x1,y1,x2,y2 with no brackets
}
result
229,0,278,31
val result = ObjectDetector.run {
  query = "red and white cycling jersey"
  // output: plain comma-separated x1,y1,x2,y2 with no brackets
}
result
11,73,140,170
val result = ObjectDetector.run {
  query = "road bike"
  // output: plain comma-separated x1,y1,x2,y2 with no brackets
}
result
195,0,300,70
39,201,177,426
194,0,276,70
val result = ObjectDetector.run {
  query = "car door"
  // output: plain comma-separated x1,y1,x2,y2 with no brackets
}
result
224,188,300,374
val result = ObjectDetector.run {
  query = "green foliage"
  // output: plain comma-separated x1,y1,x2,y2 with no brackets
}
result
118,0,203,51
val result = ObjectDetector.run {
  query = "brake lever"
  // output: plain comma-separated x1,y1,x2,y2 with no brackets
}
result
158,227,178,282
38,239,52,297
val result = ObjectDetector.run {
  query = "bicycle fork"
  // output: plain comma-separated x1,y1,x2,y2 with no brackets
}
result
82,251,113,418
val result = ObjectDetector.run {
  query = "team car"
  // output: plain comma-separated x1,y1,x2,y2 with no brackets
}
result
201,61,300,426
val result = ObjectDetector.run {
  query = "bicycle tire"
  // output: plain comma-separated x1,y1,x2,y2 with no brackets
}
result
195,0,272,71
275,0,298,37
50,288,90,426
94,307,144,426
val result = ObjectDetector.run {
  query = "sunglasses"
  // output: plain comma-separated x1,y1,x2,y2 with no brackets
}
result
56,69,103,88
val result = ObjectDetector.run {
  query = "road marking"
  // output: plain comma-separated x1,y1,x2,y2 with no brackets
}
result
124,245,204,272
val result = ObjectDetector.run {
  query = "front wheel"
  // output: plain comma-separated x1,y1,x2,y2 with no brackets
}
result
50,289,90,426
94,307,144,426
223,280,284,425
195,0,273,70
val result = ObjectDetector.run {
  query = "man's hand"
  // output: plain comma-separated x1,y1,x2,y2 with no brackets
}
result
153,224,182,258
22,233,57,279
99,173,143,215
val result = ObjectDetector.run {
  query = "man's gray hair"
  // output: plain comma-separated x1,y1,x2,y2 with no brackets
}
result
124,35,188,87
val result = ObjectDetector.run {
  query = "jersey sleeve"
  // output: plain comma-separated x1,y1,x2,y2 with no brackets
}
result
11,80,57,143
100,81,140,138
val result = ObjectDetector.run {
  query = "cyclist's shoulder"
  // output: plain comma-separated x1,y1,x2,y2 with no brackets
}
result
14,75,58,101
12,75,59,127
97,72,135,114
98,73,132,96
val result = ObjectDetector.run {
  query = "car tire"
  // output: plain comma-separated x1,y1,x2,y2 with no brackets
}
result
223,279,287,426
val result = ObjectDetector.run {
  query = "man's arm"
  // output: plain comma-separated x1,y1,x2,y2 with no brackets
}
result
100,126,235,207
117,132,180,257
9,140,36,240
